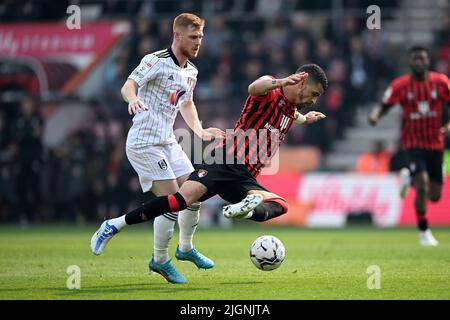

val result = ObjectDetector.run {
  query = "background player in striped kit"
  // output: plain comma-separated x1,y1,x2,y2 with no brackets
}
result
91,13,225,284
89,64,328,253
369,46,450,246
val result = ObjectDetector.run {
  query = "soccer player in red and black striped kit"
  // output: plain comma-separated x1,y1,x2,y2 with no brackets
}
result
369,46,450,246
92,64,327,255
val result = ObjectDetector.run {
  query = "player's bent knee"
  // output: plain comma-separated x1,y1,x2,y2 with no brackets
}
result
415,184,428,196
429,194,441,202
167,192,188,212
187,201,201,211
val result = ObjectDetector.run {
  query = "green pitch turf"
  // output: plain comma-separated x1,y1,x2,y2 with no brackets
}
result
0,224,449,300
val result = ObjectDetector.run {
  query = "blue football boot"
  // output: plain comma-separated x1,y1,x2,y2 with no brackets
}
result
175,246,215,269
149,257,187,284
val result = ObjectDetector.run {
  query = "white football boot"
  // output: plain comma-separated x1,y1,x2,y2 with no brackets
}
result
419,229,439,247
90,220,119,255
222,194,264,219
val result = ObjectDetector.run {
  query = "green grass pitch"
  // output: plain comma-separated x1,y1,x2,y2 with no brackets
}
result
1,224,449,300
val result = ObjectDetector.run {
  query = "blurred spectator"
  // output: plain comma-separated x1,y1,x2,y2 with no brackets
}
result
263,17,291,52
325,14,361,54
433,13,450,47
255,0,284,18
434,14,450,75
157,18,174,48
104,54,129,119
11,95,43,224
315,39,334,71
346,36,374,105
290,37,311,69
355,140,391,174
290,12,316,54
204,15,232,57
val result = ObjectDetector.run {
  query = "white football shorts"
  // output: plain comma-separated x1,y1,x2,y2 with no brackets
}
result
126,142,194,192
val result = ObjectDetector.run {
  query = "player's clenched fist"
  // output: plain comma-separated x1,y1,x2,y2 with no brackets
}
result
128,98,149,115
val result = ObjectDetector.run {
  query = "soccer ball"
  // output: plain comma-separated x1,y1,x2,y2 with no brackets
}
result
250,235,285,271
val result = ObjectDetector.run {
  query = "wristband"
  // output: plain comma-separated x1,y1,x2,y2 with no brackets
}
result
295,112,307,124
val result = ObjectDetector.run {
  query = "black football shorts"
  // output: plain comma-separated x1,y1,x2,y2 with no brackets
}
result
188,163,269,204
405,148,444,184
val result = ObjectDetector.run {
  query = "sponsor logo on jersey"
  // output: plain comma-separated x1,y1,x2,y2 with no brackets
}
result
168,75,174,81
170,90,186,106
280,115,290,130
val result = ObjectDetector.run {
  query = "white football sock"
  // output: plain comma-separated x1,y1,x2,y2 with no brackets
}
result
178,202,201,252
153,214,176,264
108,215,127,230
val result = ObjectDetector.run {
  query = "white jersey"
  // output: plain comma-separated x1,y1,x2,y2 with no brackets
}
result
126,48,198,147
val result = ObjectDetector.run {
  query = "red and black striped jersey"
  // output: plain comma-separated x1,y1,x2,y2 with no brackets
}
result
383,71,450,151
216,75,298,177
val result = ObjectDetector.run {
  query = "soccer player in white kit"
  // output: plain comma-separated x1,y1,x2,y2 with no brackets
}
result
91,13,225,284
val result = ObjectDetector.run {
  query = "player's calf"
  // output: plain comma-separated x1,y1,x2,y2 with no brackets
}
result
223,195,288,222
248,198,289,222
125,192,188,224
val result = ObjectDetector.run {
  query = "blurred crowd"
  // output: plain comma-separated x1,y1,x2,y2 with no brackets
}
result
1,1,449,223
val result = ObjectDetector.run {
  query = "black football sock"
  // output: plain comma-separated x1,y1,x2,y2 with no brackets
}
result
125,192,187,225
249,200,288,222
417,211,428,231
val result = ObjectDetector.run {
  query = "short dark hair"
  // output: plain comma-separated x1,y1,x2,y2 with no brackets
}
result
296,64,328,91
408,45,429,56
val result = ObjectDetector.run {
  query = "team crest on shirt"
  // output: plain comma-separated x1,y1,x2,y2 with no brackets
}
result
418,101,429,115
431,89,437,99
407,92,414,100
197,169,208,178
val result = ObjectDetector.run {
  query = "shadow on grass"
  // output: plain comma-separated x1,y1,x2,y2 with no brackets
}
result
218,281,264,285
0,282,211,296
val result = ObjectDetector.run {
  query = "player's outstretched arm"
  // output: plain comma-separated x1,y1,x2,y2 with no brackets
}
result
248,72,308,96
121,79,148,115
368,104,390,126
295,110,326,125
180,100,225,141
